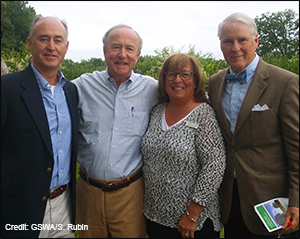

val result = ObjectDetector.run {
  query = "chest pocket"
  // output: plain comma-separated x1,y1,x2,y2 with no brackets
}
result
125,111,149,137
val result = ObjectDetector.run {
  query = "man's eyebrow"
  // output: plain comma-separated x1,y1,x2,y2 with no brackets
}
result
38,34,64,38
126,44,136,48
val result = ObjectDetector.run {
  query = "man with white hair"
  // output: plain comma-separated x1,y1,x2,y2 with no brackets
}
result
208,12,299,238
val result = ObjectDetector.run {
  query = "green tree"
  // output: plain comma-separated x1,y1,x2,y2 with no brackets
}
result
61,58,107,80
1,41,32,72
255,9,299,58
262,54,299,75
135,45,228,82
1,1,36,53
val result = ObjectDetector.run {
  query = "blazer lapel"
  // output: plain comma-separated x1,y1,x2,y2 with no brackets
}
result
21,67,53,157
234,59,269,136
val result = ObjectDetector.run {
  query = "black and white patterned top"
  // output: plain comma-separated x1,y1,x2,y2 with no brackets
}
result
141,102,226,232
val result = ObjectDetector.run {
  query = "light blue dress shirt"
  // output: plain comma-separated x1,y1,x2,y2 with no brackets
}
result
31,64,72,189
222,54,259,134
73,69,159,180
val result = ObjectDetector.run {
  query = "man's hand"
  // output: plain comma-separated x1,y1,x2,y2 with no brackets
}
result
281,206,299,232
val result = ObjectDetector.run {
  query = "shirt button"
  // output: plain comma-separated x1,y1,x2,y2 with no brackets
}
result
60,150,62,153
60,170,62,173
233,106,236,109
115,128,118,131
59,131,62,134
109,163,112,166
116,111,119,113
112,146,115,149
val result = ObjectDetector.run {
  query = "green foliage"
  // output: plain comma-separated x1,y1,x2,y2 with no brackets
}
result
1,41,32,72
255,9,299,58
61,57,107,80
262,54,299,75
134,45,177,79
134,45,228,90
134,54,157,76
1,1,36,53
199,53,228,80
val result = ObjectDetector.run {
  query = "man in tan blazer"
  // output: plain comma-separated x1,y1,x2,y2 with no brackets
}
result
208,12,299,238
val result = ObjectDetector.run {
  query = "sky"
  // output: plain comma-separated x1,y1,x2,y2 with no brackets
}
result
27,1,299,62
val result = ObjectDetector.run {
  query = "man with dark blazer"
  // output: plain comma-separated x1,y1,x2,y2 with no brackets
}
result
208,13,299,238
1,16,78,238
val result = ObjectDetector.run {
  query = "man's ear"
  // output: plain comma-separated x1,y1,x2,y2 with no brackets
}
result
27,37,33,52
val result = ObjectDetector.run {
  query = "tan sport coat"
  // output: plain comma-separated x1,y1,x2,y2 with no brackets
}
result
208,58,299,235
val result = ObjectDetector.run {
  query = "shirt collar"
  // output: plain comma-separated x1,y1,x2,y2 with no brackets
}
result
105,68,138,86
228,53,259,82
31,64,66,89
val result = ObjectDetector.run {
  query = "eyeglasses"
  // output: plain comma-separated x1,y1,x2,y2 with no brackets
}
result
164,70,193,81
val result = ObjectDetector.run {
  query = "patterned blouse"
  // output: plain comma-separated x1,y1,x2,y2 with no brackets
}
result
141,102,226,232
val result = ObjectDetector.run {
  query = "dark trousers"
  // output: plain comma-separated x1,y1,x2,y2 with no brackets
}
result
146,218,220,238
224,179,299,238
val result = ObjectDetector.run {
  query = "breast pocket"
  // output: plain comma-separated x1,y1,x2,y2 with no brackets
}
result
247,108,280,148
126,111,149,137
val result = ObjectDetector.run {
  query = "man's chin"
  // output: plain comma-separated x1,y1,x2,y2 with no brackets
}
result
230,63,246,73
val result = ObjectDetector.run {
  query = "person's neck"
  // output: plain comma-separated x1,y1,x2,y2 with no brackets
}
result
42,72,59,85
34,65,59,85
167,100,200,112
165,100,201,125
108,69,131,88
112,75,131,88
115,78,127,88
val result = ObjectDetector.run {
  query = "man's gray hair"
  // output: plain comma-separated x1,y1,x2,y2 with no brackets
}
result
102,24,143,53
218,12,258,40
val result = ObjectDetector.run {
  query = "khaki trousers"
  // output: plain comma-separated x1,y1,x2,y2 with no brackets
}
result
76,174,146,238
39,185,74,238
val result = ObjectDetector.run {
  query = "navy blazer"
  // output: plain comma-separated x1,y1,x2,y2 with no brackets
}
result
1,65,79,238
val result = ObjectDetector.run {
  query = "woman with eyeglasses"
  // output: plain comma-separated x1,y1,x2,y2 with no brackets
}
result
141,53,226,238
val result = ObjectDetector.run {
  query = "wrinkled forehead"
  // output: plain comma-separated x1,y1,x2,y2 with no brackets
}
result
33,17,67,39
222,21,251,34
108,27,139,45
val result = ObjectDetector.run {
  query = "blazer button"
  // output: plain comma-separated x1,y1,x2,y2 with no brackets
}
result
46,168,52,172
42,196,47,201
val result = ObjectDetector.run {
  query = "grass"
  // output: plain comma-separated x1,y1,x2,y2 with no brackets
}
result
220,227,224,238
